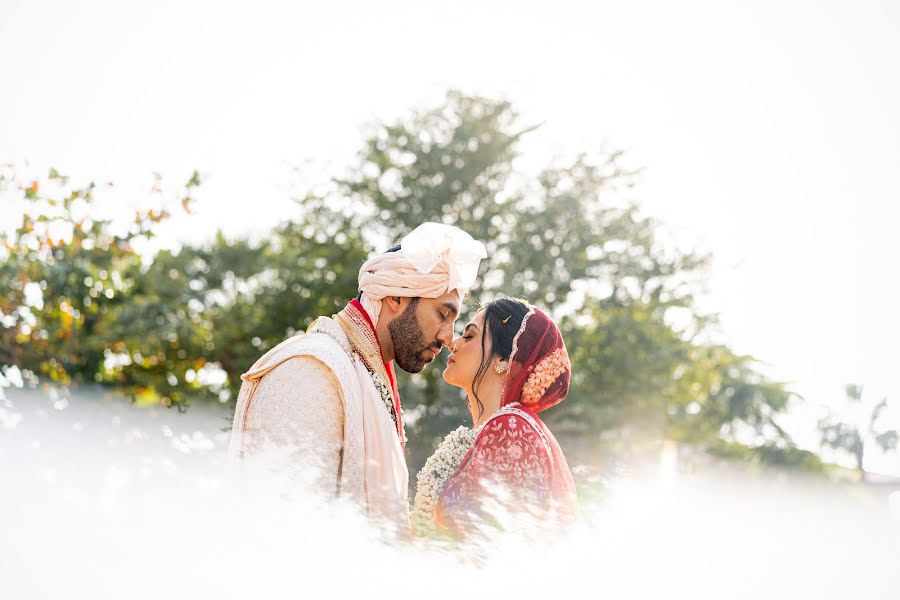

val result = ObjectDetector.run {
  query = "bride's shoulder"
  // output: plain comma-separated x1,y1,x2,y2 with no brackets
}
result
484,404,540,429
466,409,553,478
476,405,550,449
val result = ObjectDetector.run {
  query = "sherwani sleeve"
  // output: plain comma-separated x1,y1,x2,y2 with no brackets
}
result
241,356,345,492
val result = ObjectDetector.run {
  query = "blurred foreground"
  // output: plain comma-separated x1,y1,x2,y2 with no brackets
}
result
3,385,898,599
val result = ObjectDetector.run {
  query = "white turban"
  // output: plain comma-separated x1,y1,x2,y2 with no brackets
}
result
358,223,488,324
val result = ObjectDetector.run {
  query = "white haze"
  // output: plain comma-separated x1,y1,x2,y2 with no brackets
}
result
2,385,898,599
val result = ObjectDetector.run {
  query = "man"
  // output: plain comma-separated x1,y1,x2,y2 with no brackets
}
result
229,222,486,531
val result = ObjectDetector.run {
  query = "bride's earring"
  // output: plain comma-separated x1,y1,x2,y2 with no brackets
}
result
494,361,508,375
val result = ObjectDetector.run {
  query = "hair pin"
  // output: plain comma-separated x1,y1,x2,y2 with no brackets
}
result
502,315,511,324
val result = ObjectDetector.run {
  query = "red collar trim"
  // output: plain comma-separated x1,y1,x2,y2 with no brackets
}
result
349,299,401,438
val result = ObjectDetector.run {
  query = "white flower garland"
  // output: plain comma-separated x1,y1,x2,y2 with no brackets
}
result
370,371,406,446
411,425,479,537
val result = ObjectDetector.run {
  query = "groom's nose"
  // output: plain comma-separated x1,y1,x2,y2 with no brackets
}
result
436,321,454,348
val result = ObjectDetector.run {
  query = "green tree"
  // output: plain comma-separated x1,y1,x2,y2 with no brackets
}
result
329,91,816,477
818,384,898,480
95,204,370,407
2,92,828,481
0,165,195,390
0,162,372,408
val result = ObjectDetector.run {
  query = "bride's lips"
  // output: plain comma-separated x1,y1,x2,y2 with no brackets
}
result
447,356,455,364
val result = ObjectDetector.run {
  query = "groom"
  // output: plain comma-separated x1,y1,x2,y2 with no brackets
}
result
229,222,486,530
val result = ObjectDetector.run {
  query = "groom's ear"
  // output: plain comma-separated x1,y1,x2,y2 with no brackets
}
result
383,295,404,316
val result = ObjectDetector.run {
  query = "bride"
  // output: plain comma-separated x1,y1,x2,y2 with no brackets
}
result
412,297,579,539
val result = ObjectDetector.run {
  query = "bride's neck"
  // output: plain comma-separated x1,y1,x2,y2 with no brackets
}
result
466,378,504,429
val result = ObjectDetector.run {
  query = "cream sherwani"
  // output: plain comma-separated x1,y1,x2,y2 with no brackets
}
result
229,312,409,532
229,222,488,534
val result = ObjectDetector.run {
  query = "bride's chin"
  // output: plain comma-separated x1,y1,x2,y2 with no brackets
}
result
442,366,458,386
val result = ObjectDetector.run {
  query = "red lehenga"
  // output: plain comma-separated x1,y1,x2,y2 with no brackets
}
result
435,307,579,537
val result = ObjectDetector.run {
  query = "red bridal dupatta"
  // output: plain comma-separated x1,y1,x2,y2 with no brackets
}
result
435,307,579,537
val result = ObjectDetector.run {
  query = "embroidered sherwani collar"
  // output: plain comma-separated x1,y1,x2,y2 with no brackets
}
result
332,300,405,450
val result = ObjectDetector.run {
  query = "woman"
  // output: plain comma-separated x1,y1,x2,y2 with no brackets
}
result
416,297,579,538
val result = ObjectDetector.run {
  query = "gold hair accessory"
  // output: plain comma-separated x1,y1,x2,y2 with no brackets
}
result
502,315,511,324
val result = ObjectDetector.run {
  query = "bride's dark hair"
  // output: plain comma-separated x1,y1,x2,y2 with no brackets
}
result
470,297,530,419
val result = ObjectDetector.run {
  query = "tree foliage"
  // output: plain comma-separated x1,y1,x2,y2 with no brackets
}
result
818,384,897,480
1,92,836,476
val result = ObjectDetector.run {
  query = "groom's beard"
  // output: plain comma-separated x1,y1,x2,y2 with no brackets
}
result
389,304,440,374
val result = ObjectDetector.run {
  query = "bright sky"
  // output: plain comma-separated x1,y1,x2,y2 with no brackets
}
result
2,0,898,473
